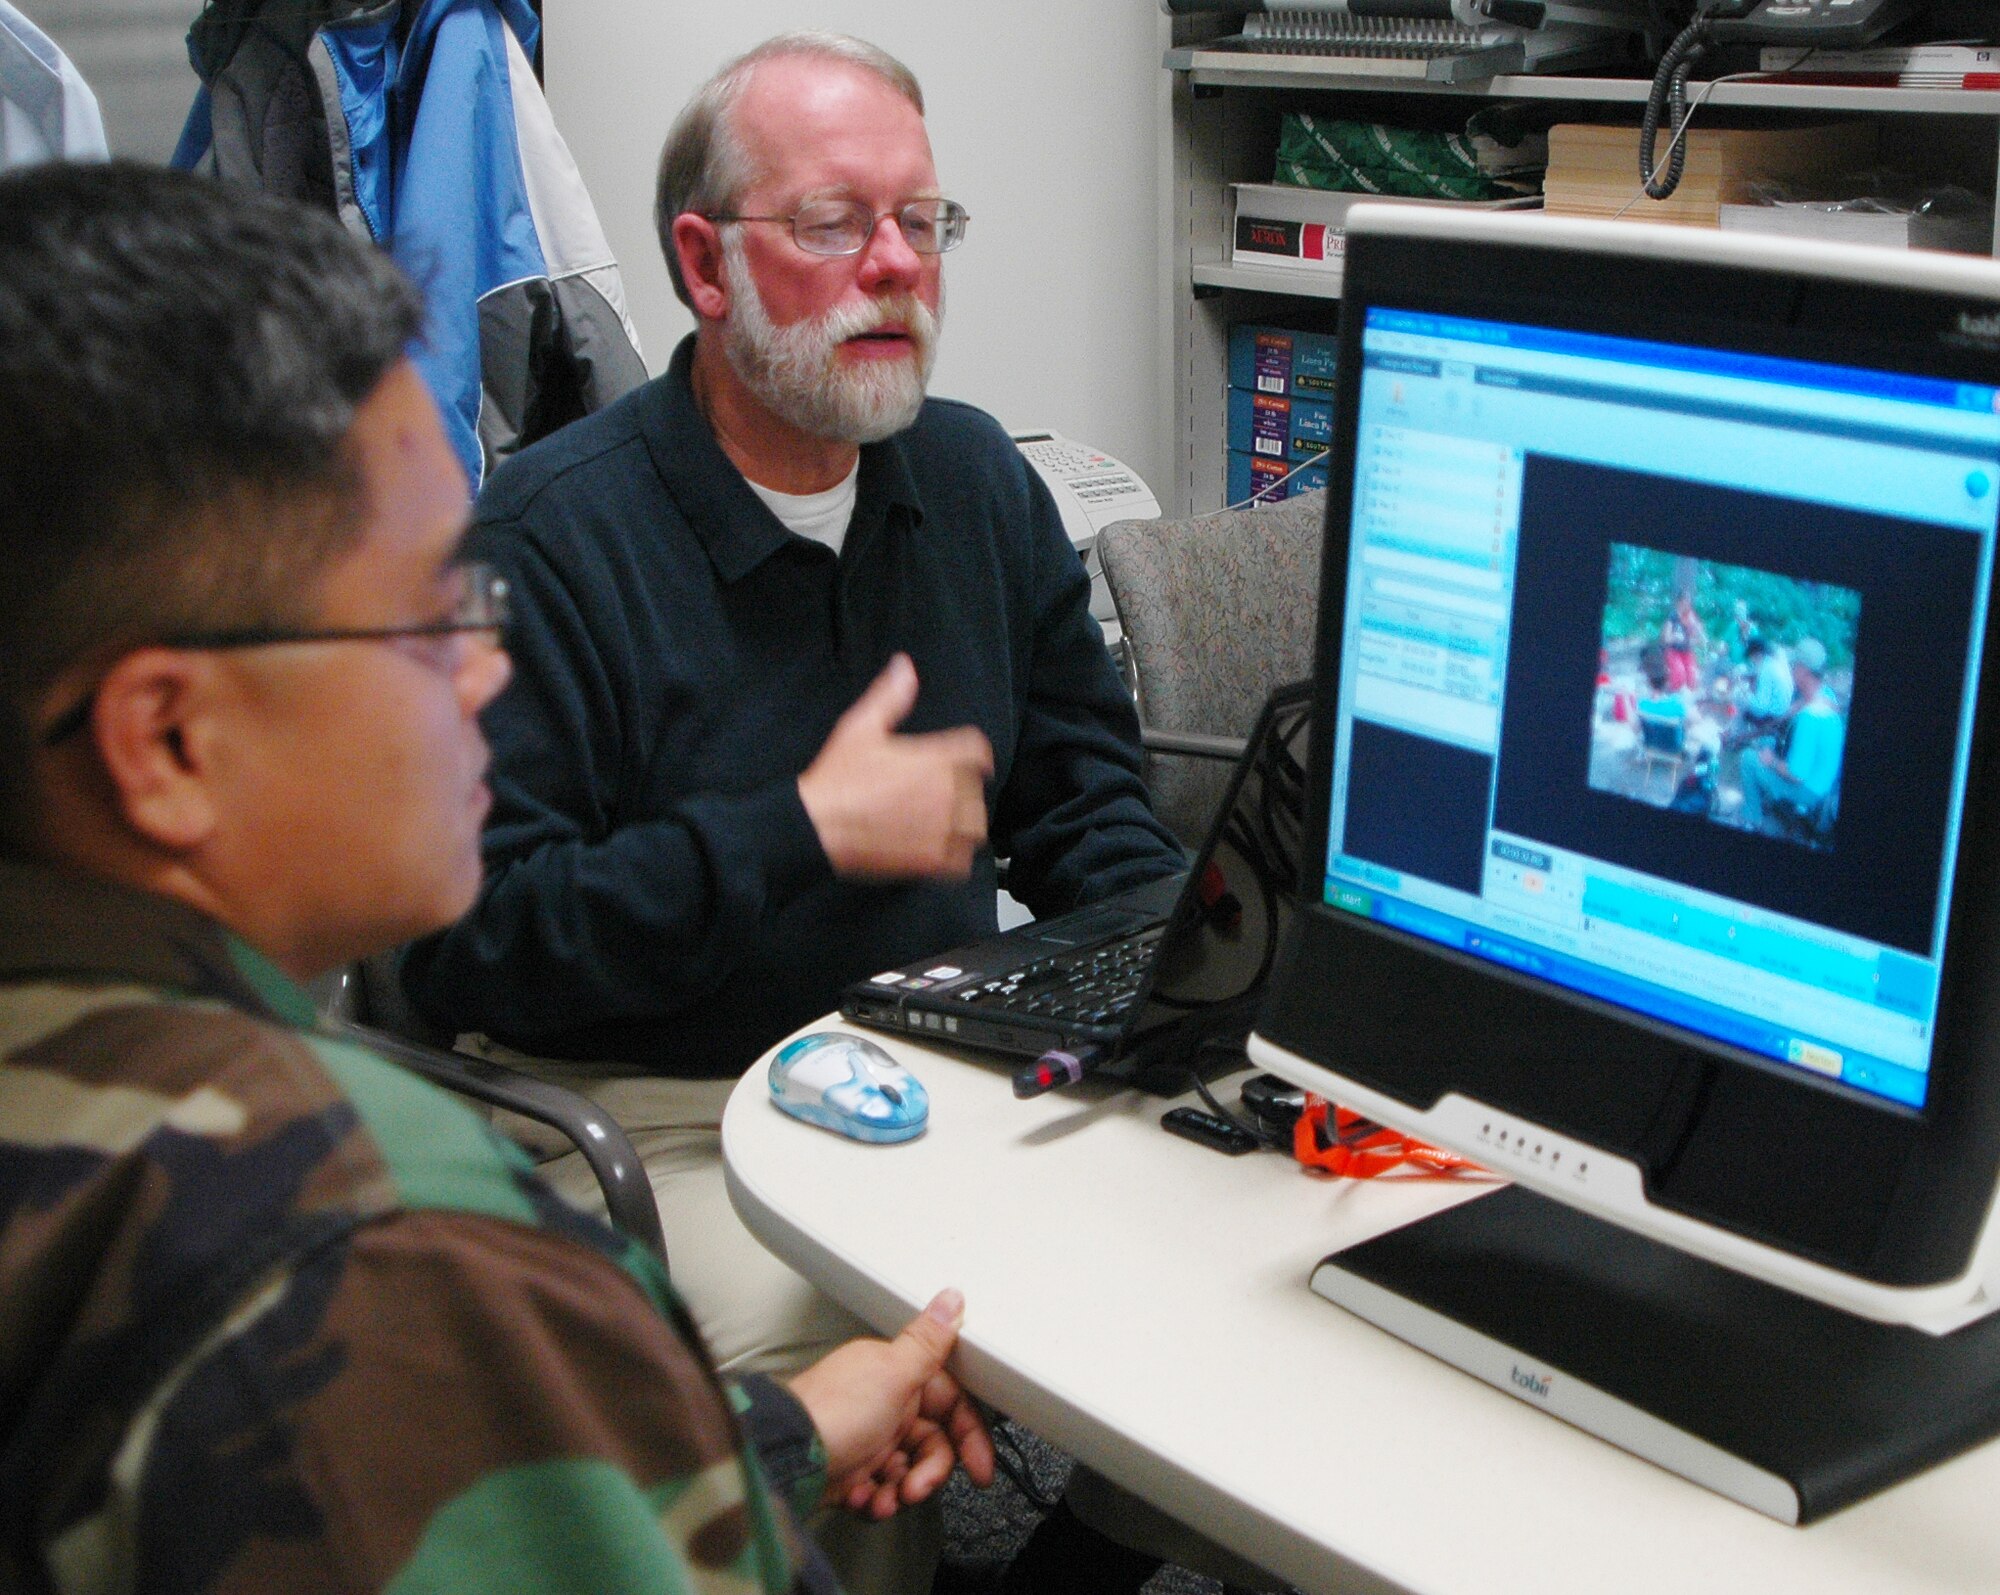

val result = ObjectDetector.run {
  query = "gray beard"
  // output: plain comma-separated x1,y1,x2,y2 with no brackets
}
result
720,231,942,445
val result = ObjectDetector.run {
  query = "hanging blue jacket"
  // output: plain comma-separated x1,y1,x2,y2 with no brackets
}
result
175,0,645,486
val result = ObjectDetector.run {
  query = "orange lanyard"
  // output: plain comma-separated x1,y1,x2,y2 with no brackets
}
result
1291,1095,1487,1179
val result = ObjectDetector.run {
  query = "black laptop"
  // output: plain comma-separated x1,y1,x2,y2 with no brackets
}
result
842,682,1311,1083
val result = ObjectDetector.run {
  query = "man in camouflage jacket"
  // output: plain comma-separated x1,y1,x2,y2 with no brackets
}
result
0,161,991,1594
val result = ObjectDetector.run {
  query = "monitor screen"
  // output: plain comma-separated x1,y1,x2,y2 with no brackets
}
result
1322,304,2000,1113
1251,209,2000,1317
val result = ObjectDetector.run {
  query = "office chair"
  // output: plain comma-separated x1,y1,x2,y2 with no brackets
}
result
1098,490,1325,847
316,958,669,1266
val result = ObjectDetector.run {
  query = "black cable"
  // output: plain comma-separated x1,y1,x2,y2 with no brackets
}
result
1240,705,1308,992
1639,14,1714,201
1185,1061,1285,1149
1213,707,1309,996
1189,1067,1240,1126
989,1421,1062,1512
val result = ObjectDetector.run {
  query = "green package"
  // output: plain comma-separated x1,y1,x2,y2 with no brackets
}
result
1275,112,1531,200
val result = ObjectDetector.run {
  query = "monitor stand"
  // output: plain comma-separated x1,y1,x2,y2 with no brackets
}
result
1310,1185,2000,1524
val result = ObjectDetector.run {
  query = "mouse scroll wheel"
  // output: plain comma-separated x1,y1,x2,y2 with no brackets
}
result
879,1082,903,1105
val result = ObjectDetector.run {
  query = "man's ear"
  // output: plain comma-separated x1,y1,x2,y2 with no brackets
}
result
88,648,225,853
672,213,731,322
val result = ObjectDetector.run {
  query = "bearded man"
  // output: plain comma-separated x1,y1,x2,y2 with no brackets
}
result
400,30,1184,1594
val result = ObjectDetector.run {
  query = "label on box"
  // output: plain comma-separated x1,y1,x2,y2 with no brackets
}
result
1251,392,1288,457
1227,449,1329,508
1253,332,1291,395
1228,388,1335,463
1228,323,1340,398
1233,214,1341,267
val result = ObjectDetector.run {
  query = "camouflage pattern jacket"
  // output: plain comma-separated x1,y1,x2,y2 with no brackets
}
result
0,861,836,1593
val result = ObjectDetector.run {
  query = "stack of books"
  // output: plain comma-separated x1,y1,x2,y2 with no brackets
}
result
1542,121,1877,227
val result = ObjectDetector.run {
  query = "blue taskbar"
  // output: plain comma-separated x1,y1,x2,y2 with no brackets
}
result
1324,873,1928,1109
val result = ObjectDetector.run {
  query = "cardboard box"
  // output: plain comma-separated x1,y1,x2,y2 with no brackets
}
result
1228,387,1334,463
1227,449,1329,508
1543,122,1877,228
1228,322,1339,399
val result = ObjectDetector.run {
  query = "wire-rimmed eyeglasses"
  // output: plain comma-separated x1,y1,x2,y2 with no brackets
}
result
705,197,970,257
40,562,510,746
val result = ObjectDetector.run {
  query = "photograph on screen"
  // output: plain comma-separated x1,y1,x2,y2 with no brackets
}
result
1587,545,1856,850
1496,457,1973,957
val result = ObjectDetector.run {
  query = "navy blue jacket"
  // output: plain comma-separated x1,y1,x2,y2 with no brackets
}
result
404,338,1182,1075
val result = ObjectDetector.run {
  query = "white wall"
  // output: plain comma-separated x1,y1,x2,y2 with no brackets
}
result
546,3,1172,501
31,0,199,162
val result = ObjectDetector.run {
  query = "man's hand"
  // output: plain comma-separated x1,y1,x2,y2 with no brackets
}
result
798,654,994,881
787,1288,997,1519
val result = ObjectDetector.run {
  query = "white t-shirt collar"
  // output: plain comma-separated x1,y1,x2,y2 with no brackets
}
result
744,458,862,557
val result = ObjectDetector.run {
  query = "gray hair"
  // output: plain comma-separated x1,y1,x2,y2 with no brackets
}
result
654,31,925,307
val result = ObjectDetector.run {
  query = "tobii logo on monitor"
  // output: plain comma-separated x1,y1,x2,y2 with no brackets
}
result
1510,1365,1553,1400
1953,310,2000,347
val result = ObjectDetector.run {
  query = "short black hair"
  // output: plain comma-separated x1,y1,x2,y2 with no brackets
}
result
0,162,425,840
1638,642,1669,691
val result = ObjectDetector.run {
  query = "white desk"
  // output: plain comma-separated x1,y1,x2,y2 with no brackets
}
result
722,1018,2000,1595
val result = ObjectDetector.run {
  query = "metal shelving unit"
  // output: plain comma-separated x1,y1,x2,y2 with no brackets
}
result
1166,38,2000,515
1172,50,2000,114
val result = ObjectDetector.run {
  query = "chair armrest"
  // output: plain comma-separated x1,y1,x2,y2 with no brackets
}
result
328,1020,669,1268
1141,728,1249,761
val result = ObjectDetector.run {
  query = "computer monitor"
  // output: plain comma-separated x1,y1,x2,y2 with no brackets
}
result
1250,206,2000,1334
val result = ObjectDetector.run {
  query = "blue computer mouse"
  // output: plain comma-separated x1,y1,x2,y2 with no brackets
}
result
769,1032,929,1144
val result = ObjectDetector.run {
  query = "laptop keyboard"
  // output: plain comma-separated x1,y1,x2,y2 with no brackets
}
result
952,925,1167,1028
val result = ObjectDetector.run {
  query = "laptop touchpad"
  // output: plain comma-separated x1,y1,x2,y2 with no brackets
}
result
1028,906,1152,948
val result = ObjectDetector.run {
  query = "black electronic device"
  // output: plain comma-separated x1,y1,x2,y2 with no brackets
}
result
1161,1105,1264,1156
1249,200,2000,1518
1239,1072,1308,1138
842,684,1311,1090
1640,0,1924,199
1700,0,1923,49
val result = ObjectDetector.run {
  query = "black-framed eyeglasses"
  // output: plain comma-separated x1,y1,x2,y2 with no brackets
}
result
705,197,970,257
39,562,510,747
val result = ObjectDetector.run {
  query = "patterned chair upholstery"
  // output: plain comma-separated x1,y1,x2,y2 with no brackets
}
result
1098,490,1325,847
